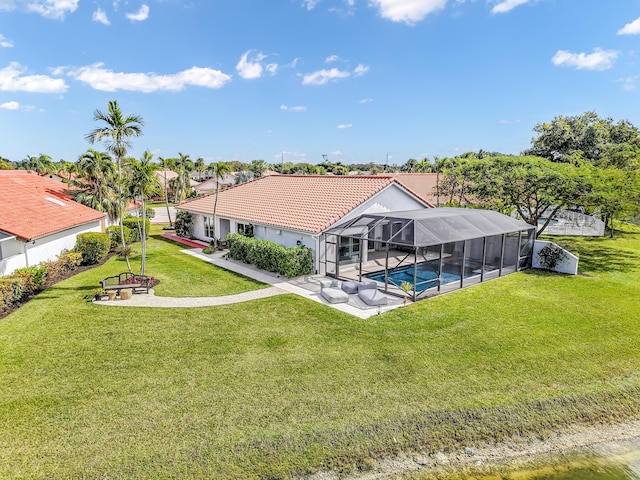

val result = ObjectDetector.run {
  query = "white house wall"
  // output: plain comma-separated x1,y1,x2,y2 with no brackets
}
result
0,221,103,276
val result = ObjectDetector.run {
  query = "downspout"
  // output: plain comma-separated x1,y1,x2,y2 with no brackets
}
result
23,239,31,267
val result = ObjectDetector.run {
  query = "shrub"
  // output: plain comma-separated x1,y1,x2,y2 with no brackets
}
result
175,211,193,238
74,232,111,265
202,246,214,254
13,266,47,295
122,217,151,242
225,233,313,277
0,278,23,311
106,225,136,247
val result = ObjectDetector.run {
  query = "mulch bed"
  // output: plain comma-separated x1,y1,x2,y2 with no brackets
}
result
0,254,113,321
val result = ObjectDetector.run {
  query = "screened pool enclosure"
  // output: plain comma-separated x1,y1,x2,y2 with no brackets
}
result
323,208,536,300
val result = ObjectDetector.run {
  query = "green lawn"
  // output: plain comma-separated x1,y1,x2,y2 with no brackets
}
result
1,228,639,478
103,226,266,297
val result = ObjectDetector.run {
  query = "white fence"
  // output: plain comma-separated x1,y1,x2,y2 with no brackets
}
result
540,209,605,237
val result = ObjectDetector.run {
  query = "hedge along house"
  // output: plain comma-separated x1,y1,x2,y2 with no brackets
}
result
0,171,106,276
176,174,433,274
325,207,536,301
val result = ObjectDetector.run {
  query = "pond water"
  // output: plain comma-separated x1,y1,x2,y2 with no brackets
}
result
465,449,640,480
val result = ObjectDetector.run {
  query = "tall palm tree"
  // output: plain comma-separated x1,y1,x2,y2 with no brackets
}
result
194,157,206,181
85,100,144,261
209,161,232,247
172,152,194,202
124,151,160,276
158,156,176,227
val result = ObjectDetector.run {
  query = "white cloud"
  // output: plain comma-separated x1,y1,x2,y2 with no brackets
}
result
359,97,373,103
126,3,149,22
337,124,352,129
1,101,19,109
280,105,307,112
302,68,350,85
0,34,13,47
302,0,319,10
619,76,638,91
236,50,270,79
266,63,278,74
353,64,369,76
92,8,110,25
0,62,68,93
369,0,447,25
26,0,79,19
618,17,640,35
552,48,619,71
65,63,231,92
491,0,530,14
325,55,344,63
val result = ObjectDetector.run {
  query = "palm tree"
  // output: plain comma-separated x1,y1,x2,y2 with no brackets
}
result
21,154,54,175
124,151,160,276
209,161,232,248
194,157,206,181
59,160,77,183
172,153,194,202
158,156,176,227
85,100,144,260
72,149,120,219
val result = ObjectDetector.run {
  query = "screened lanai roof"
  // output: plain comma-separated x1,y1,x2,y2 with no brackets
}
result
326,207,535,248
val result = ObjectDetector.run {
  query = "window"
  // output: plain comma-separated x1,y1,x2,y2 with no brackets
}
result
237,223,254,237
204,217,215,238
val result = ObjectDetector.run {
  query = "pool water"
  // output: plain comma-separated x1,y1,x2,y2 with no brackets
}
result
365,263,461,292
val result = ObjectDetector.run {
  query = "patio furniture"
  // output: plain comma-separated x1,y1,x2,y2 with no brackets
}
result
358,281,388,307
100,272,152,295
120,288,133,300
320,279,349,304
341,280,360,294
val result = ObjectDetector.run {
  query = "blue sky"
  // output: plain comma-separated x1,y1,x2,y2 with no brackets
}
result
1,0,639,166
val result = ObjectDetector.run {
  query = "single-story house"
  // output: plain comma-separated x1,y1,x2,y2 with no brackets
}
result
177,174,434,275
0,171,106,276
193,174,237,195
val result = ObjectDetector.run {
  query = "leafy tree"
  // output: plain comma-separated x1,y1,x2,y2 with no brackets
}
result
401,158,417,172
235,170,254,184
332,165,349,175
86,100,144,268
587,167,640,236
124,151,160,275
524,111,640,168
463,156,593,234
209,161,232,247
0,158,13,170
249,159,268,178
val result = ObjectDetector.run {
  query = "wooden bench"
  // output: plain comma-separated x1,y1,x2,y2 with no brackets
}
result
100,272,152,295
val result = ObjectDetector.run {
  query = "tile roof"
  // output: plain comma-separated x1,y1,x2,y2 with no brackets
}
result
0,170,106,241
378,173,440,206
179,174,428,234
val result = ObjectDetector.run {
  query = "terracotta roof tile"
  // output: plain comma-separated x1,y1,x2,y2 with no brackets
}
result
179,174,422,233
0,171,106,240
377,173,439,206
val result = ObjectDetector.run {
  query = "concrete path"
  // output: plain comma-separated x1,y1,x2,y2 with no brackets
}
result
95,285,285,308
151,206,176,224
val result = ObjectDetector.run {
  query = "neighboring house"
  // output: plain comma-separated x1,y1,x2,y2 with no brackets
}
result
193,174,237,195
177,174,433,274
0,171,106,276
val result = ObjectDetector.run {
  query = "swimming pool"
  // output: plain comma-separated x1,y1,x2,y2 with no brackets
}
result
365,263,462,292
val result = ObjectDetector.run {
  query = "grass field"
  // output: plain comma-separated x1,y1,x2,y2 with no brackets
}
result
0,226,639,478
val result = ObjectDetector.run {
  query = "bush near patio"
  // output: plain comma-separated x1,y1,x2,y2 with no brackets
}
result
106,225,137,247
174,210,193,238
74,232,110,265
225,232,313,277
122,216,151,242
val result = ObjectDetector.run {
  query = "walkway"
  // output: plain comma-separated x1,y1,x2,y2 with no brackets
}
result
95,236,405,318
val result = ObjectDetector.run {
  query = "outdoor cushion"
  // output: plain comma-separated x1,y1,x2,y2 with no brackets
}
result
358,287,388,306
320,279,349,304
357,281,378,292
341,281,360,294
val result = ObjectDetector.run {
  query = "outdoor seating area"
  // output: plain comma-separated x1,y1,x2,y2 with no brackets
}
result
100,272,153,297
320,279,389,307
